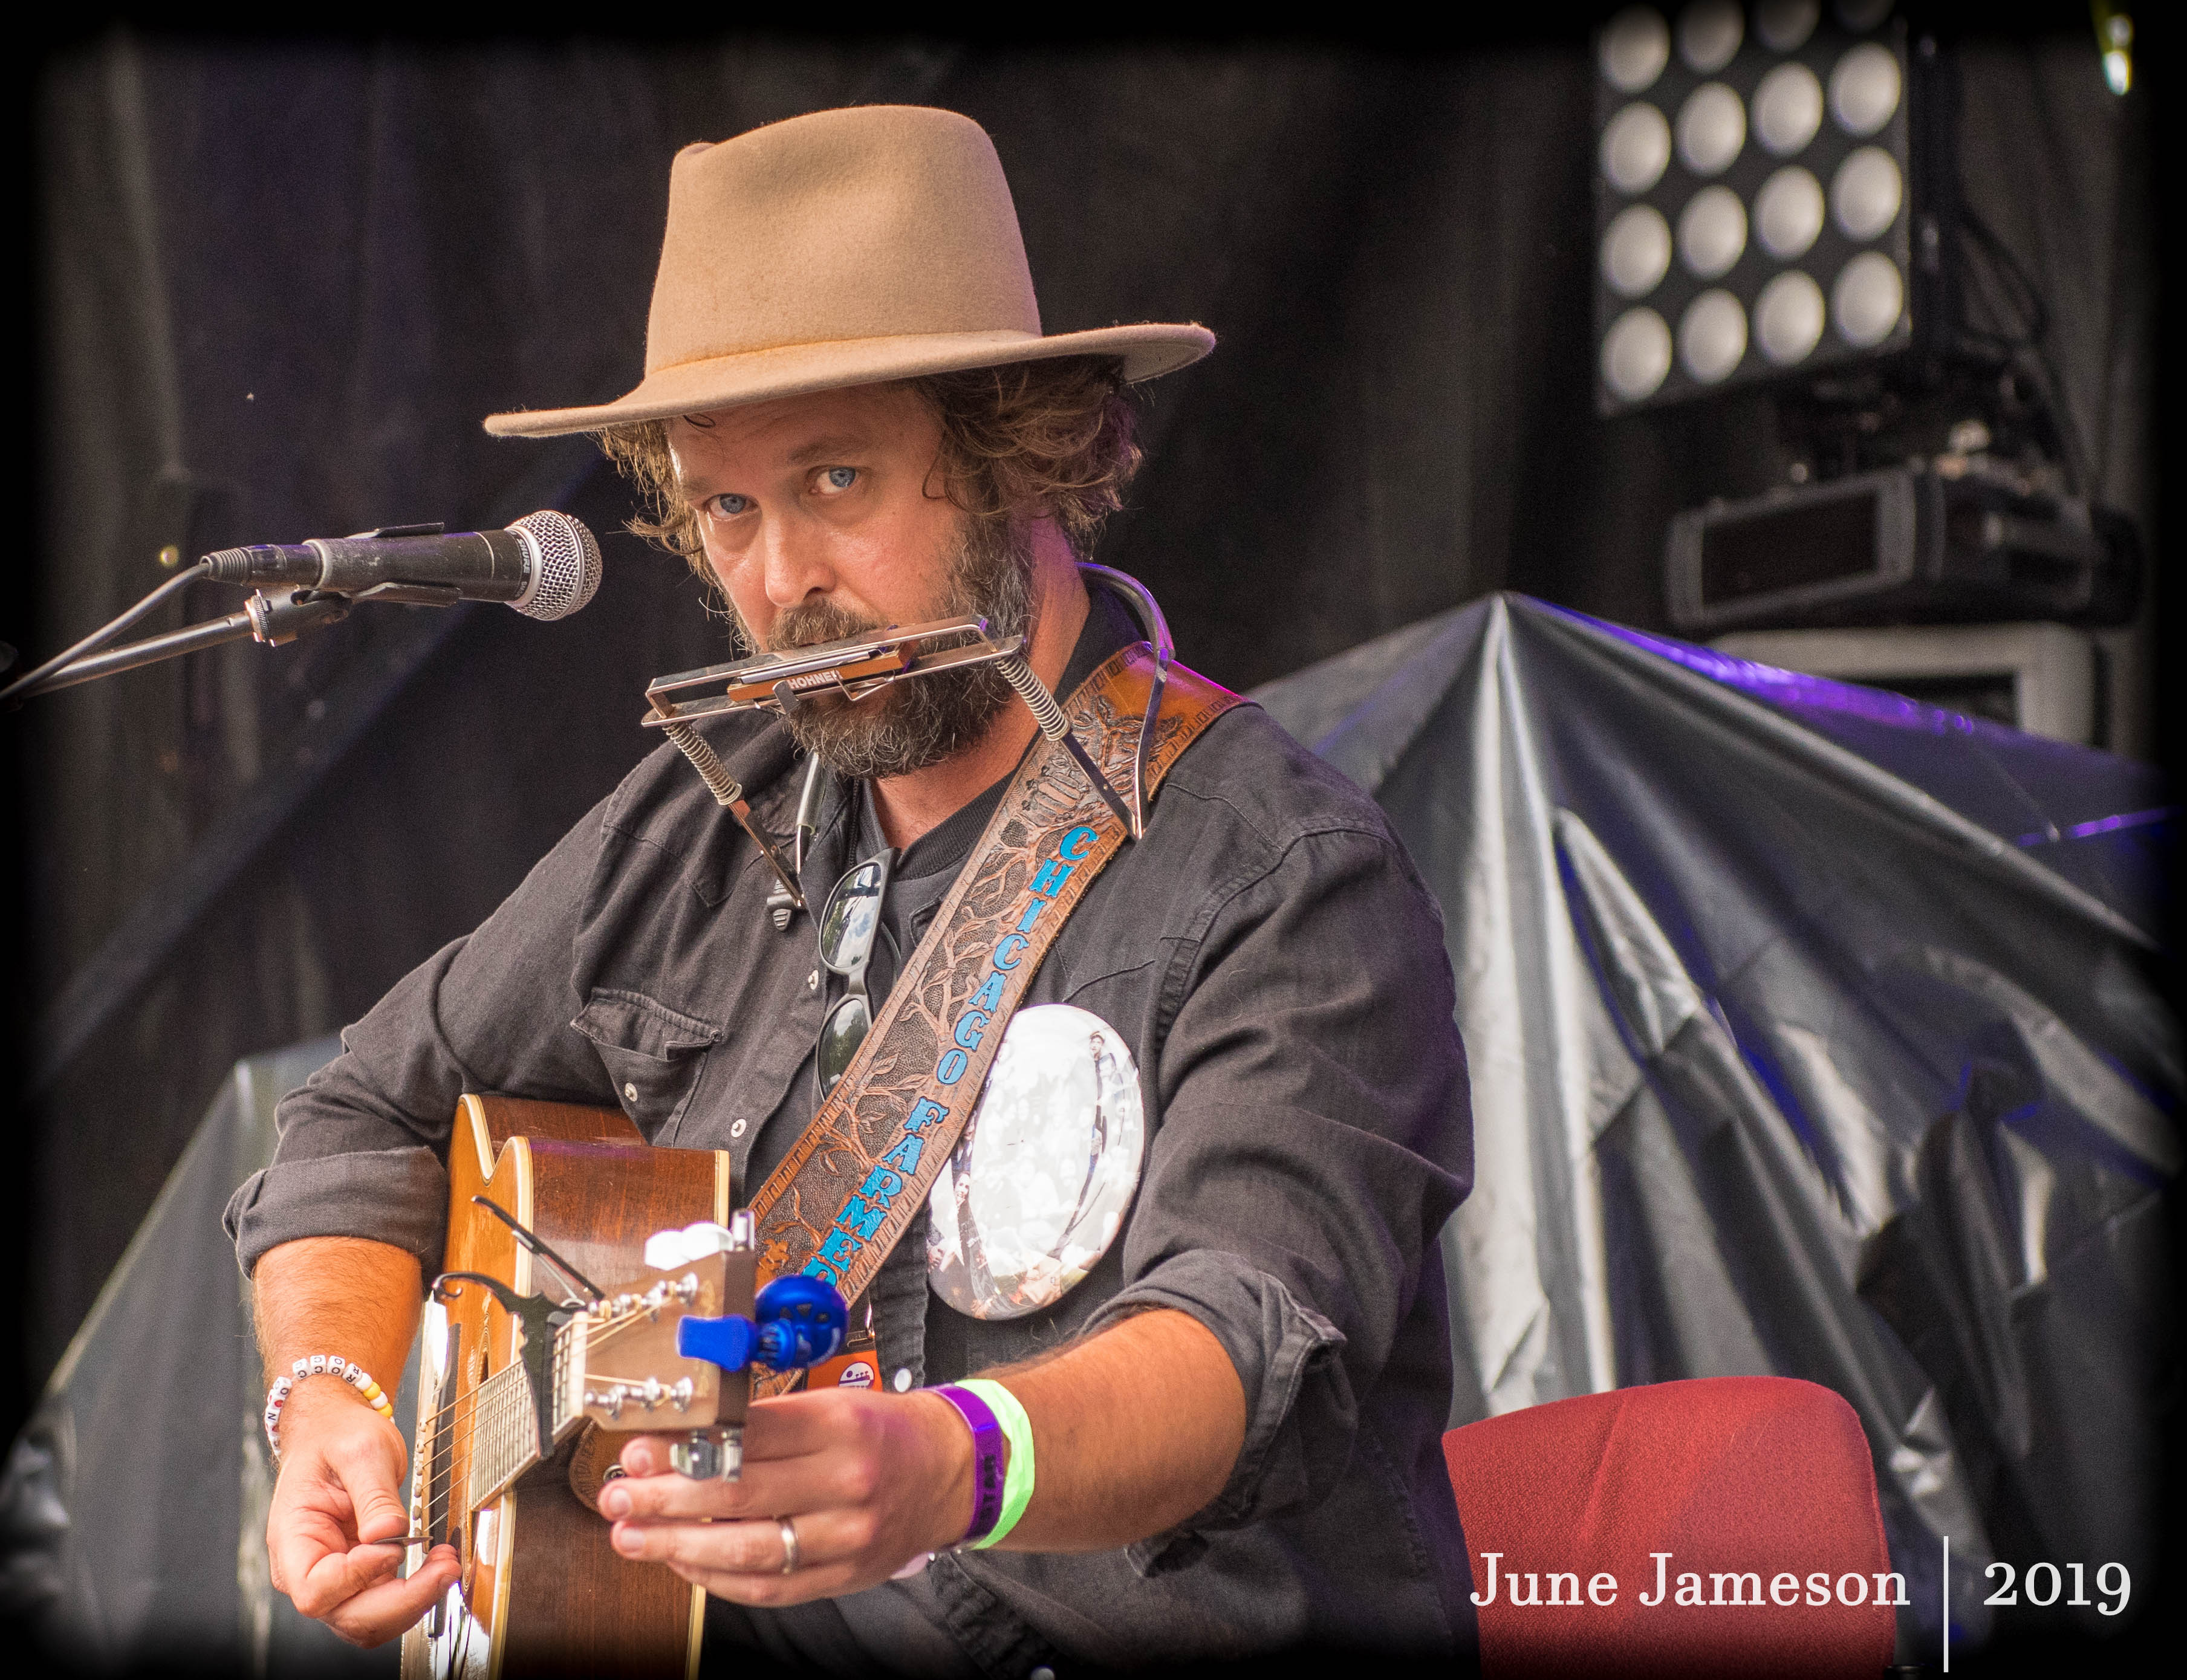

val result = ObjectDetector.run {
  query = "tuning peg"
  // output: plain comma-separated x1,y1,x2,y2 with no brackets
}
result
670,1429,743,1481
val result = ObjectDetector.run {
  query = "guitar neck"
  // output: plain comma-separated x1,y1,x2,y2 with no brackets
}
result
466,1315,587,1510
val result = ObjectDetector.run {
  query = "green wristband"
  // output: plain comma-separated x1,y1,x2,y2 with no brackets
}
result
955,1378,1035,1549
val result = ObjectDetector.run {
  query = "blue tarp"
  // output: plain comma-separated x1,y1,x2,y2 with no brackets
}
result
1253,593,2177,1655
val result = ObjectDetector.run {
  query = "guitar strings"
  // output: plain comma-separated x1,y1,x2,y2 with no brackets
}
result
418,1302,649,1432
414,1300,705,1449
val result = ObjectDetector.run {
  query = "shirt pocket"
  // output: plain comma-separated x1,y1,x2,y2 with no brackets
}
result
570,988,723,1142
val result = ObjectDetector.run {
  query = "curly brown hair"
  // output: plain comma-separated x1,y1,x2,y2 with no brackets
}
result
596,355,1142,583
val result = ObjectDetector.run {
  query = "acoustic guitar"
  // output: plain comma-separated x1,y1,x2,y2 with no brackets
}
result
398,1094,759,1679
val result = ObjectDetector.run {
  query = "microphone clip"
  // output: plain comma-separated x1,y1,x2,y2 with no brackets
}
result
245,589,353,646
346,582,463,609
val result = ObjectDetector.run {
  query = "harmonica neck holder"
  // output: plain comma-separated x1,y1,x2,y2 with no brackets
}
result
654,718,807,916
640,600,1152,841
1079,564,1173,838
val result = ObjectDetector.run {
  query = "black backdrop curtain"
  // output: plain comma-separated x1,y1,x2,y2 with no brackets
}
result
8,19,2159,1434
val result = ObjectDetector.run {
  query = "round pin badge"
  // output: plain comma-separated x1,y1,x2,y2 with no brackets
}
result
926,1005,1146,1319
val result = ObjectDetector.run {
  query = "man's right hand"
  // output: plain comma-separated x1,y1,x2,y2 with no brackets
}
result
265,1378,460,1647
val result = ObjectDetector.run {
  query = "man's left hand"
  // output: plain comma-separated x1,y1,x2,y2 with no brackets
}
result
606,1387,973,1605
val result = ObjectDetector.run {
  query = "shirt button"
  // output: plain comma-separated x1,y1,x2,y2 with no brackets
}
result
621,1082,639,1104
730,1118,748,1140
892,1368,912,1393
807,968,821,991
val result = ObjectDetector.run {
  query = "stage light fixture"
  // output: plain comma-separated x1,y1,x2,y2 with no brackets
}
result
1594,2,1915,411
1665,464,2142,634
1645,1,2146,652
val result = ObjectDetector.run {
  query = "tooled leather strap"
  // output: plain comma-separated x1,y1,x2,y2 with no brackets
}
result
744,644,1242,1387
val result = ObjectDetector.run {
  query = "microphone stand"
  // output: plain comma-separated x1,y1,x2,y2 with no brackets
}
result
3,585,363,707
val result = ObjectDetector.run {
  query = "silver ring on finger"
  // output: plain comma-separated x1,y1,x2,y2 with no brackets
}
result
778,1517,801,1575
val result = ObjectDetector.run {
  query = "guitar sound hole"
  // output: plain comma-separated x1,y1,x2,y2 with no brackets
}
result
424,1325,463,1548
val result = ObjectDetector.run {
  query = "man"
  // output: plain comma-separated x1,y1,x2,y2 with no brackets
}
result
227,105,1475,1672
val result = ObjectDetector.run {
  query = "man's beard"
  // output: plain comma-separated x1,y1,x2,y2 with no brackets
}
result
739,513,1038,782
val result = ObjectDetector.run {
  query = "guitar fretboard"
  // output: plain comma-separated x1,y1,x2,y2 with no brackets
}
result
464,1317,584,1510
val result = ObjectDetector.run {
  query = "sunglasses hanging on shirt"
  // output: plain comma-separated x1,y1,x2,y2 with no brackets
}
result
814,848,894,1097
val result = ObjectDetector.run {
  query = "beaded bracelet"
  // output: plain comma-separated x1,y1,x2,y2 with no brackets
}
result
263,1354,397,1462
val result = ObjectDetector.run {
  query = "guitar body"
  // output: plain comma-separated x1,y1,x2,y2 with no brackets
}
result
401,1095,729,1679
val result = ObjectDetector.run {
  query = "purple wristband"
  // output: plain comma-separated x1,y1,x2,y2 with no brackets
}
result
931,1384,1006,1543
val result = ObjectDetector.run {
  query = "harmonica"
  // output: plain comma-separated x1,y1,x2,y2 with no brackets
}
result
640,617,1023,729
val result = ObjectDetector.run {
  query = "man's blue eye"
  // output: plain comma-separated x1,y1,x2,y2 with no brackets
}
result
820,467,857,491
709,493,750,517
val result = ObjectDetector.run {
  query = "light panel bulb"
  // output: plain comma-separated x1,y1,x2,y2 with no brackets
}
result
1754,62,1824,157
1755,270,1827,363
1603,308,1674,400
1831,146,1903,241
1602,7,1672,92
1680,289,1749,382
1602,102,1674,193
1677,83,1747,177
1830,43,1902,136
1832,250,1905,346
1603,204,1674,298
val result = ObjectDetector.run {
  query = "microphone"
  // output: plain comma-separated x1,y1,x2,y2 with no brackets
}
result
201,510,602,621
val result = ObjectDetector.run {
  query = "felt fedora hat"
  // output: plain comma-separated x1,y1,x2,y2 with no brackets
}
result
483,105,1214,437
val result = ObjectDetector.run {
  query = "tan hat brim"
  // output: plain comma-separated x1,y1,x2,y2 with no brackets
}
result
483,322,1214,438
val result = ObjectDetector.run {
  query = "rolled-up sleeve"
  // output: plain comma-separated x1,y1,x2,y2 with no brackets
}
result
1083,821,1470,1570
223,789,623,1276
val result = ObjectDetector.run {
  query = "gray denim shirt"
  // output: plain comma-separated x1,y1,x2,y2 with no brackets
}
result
226,591,1478,1670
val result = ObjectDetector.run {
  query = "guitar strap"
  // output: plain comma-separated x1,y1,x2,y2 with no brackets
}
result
746,642,1242,1392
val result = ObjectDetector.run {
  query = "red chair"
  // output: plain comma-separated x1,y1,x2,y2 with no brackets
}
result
1443,1377,1899,1679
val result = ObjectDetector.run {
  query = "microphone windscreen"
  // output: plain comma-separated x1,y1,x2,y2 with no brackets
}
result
507,510,603,620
